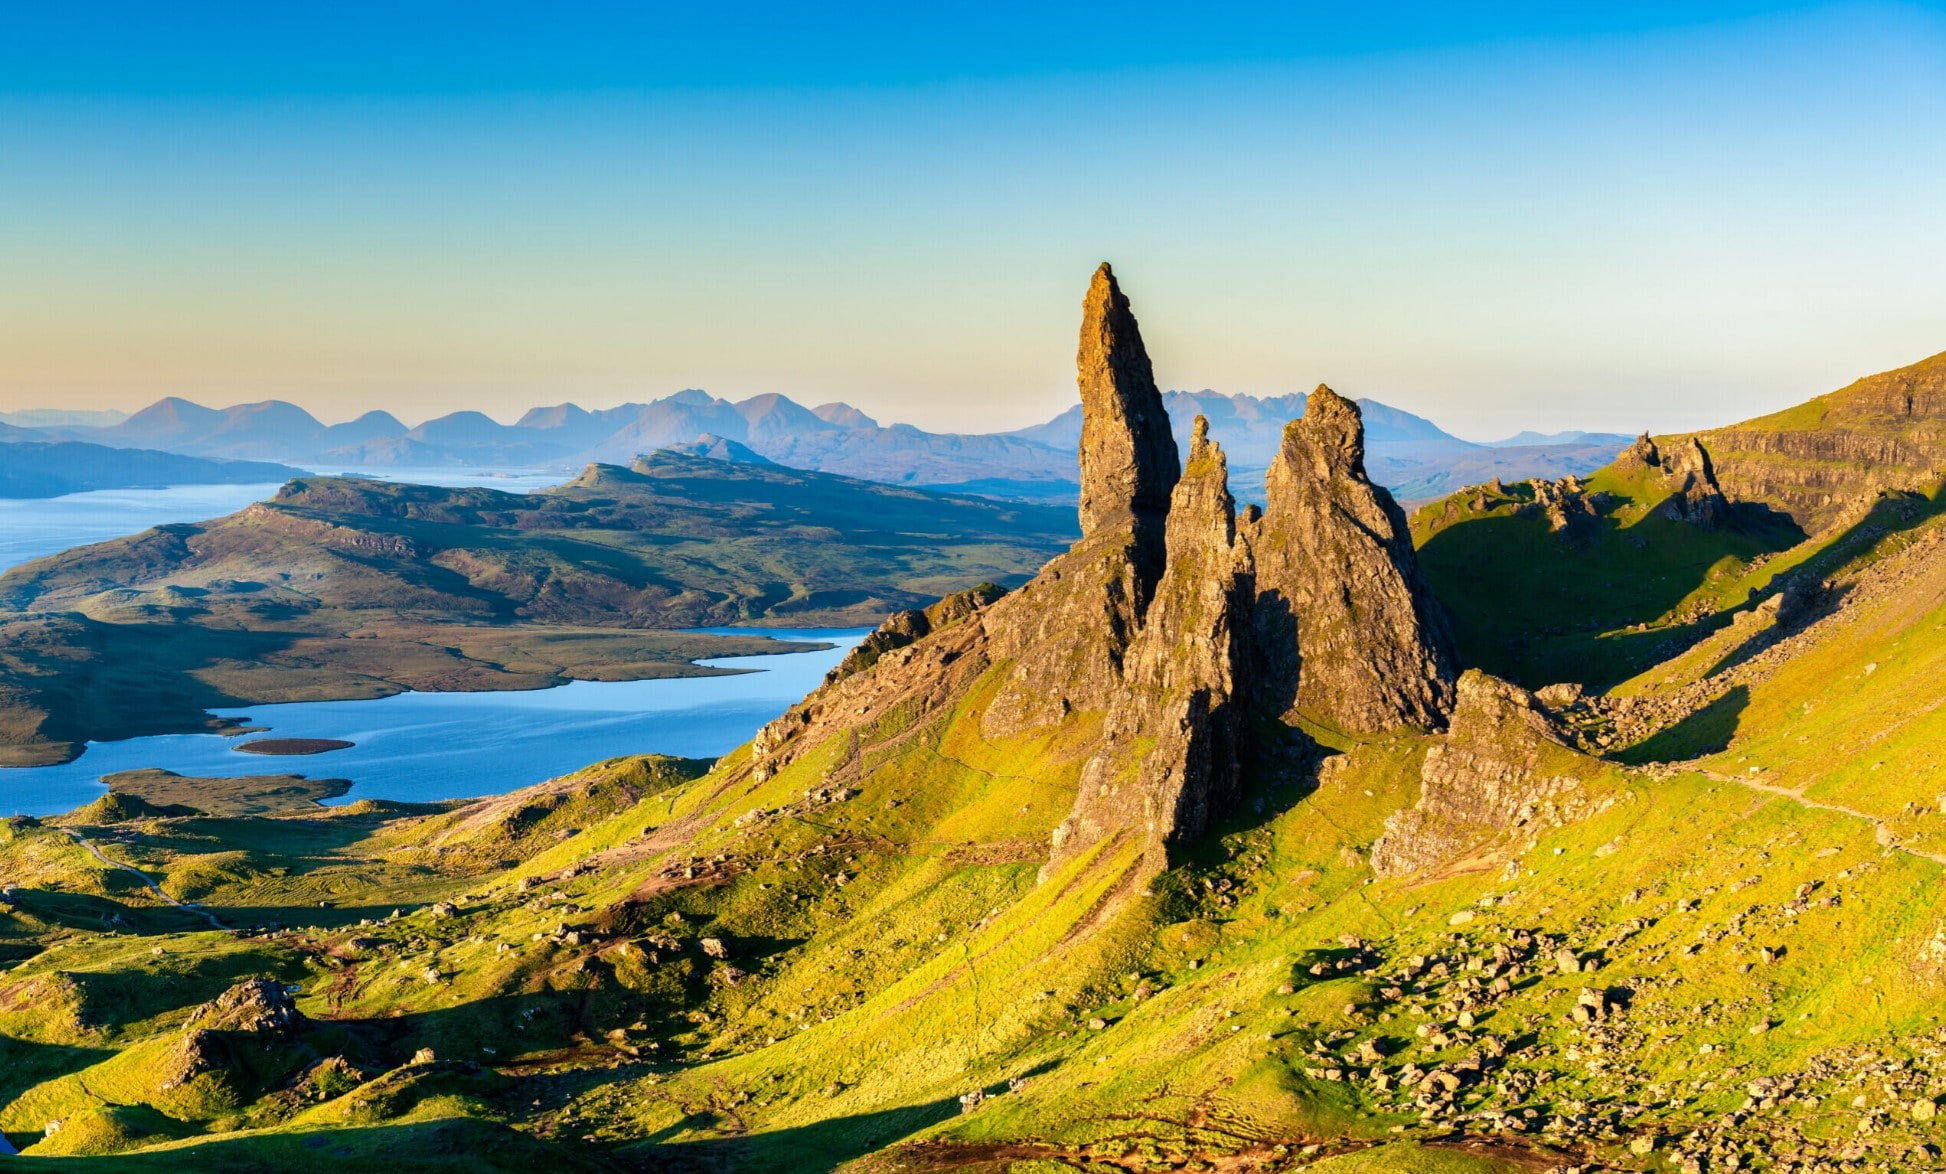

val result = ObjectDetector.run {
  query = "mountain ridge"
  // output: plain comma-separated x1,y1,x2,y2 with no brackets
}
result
14,387,1628,504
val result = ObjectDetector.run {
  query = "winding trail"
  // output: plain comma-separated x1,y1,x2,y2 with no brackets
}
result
61,828,228,930
1677,766,1946,868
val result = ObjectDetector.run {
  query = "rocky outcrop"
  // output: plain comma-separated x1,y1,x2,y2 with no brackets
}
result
1053,419,1250,870
823,582,1005,685
745,267,1462,875
1658,437,1728,527
1529,475,1599,536
188,978,304,1035
1614,433,1728,527
159,979,308,1092
1252,386,1458,734
1371,672,1603,877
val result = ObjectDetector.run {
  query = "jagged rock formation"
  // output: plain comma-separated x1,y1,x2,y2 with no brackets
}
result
1052,419,1250,870
1528,474,1599,536
160,979,308,1092
980,266,1187,736
1370,672,1606,877
1252,386,1459,734
822,582,1004,686
747,266,1458,873
187,978,304,1036
1660,437,1727,526
1613,433,1729,527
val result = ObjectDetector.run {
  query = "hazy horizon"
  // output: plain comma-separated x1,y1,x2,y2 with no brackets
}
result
4,2,1943,439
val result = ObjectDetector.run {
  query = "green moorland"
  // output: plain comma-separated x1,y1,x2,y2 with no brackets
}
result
0,452,1075,764
1409,455,1799,691
9,490,1946,1172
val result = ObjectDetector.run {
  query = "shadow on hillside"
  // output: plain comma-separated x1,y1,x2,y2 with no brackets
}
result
62,946,305,1026
1,886,209,936
646,1097,959,1173
354,984,716,1072
207,901,439,932
0,1037,116,1124
1250,592,1302,721
1161,719,1326,877
1614,686,1751,765
13,1116,596,1172
1413,483,1946,691
125,814,387,867
1416,497,1805,690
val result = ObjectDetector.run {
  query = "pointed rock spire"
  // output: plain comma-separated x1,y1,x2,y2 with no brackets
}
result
1076,263,1180,547
980,265,1183,737
1253,385,1458,734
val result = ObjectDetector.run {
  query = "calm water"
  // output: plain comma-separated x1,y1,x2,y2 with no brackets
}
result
0,629,865,817
0,483,287,573
307,466,572,493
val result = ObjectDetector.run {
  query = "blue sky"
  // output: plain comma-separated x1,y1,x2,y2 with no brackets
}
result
1,2,1943,437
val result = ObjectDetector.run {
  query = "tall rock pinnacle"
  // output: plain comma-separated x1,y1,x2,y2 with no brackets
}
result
1076,263,1181,552
980,265,1184,736
1253,385,1458,734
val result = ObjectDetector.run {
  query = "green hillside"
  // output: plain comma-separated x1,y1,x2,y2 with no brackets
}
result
11,540,1946,1170
5,275,1944,1172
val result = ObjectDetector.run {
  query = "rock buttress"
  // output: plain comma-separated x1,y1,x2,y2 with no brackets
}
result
1252,385,1458,734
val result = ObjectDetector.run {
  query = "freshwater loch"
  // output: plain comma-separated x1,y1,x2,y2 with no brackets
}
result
0,628,864,817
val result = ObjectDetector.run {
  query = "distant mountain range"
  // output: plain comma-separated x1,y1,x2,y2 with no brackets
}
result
2,390,1633,503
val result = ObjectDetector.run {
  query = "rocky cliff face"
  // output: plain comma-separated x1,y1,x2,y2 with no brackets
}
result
1684,349,1946,532
746,266,1458,873
1252,386,1459,734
